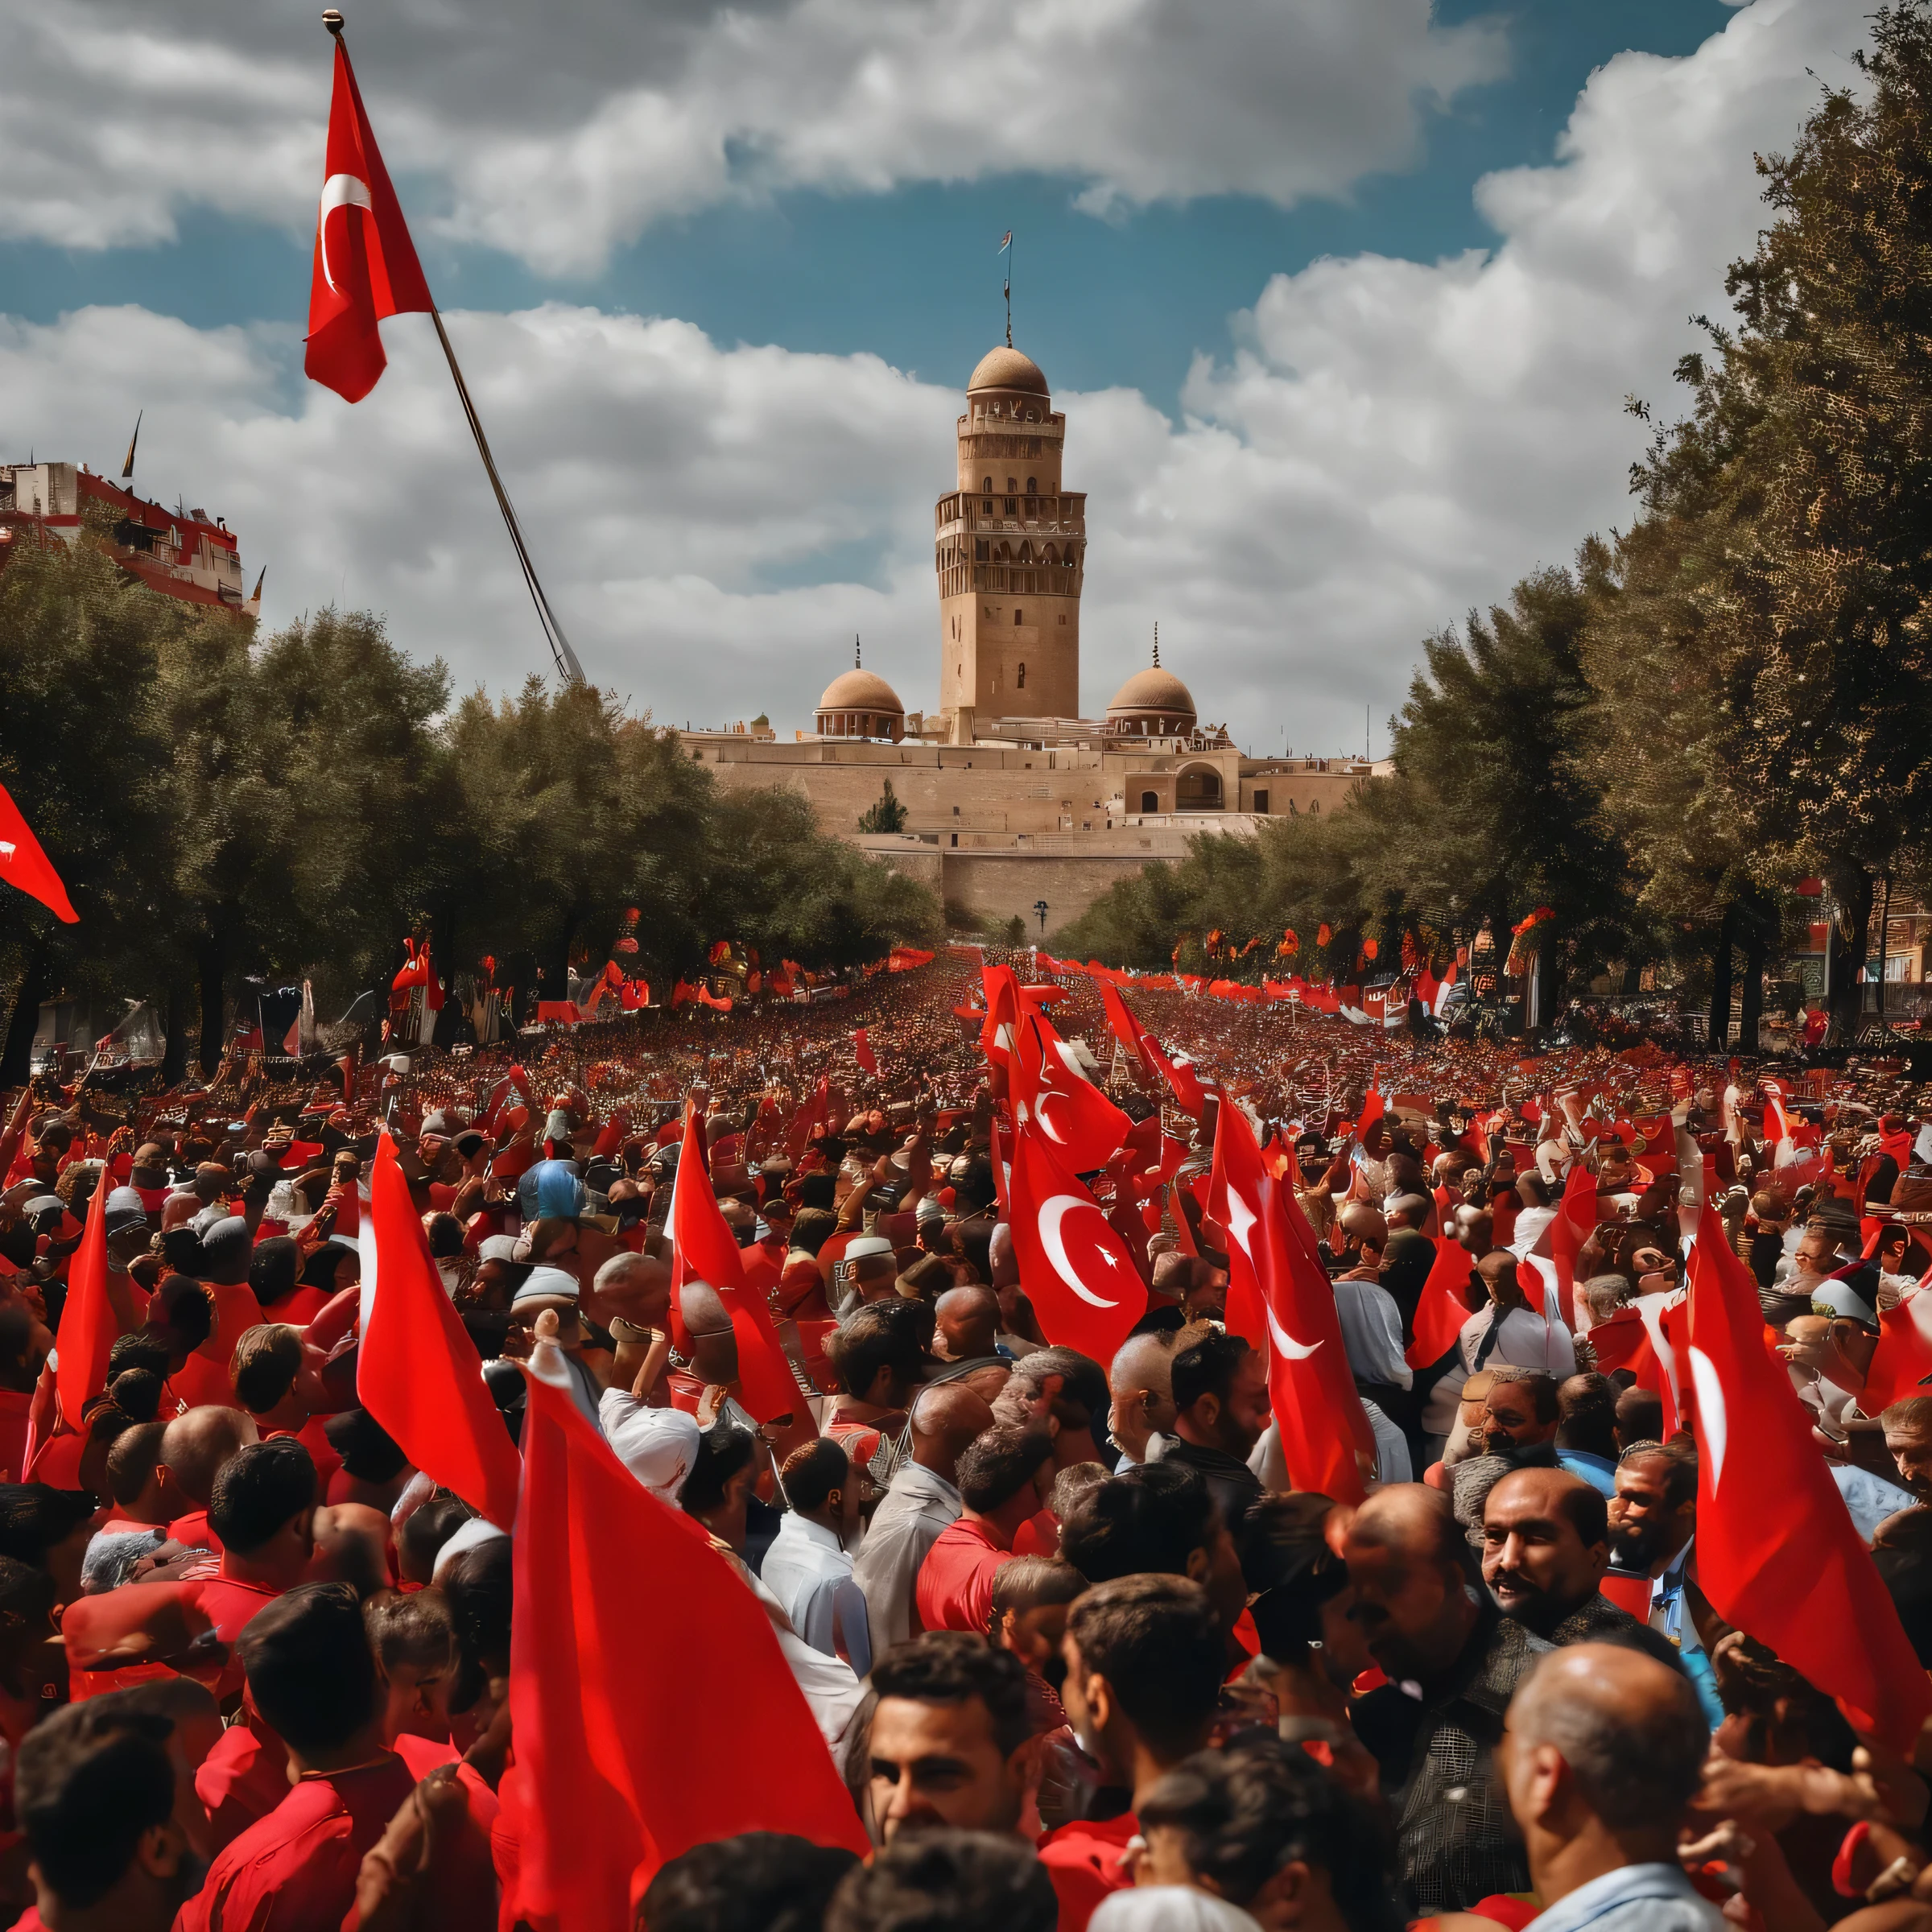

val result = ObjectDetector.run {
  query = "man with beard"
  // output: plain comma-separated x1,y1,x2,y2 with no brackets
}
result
1480,1468,1637,1645
1606,1441,1722,1728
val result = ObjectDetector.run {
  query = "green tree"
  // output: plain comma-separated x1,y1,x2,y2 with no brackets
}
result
1606,2,1932,1038
857,778,909,834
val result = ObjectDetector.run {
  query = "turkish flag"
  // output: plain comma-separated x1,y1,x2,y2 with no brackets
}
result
1406,1236,1474,1372
853,1027,877,1076
1545,1159,1597,1332
1859,1289,1932,1416
510,1353,868,1926
360,1134,522,1529
667,1107,799,1423
0,778,77,923
1097,978,1206,1117
305,39,435,402
54,1162,113,1431
1211,1097,1372,1503
1009,997,1129,1174
1685,1208,1932,1752
1005,1119,1145,1362
980,963,1021,1079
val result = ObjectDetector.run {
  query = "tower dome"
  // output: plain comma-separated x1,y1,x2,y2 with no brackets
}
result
815,641,904,741
1107,630,1196,737
968,345,1049,395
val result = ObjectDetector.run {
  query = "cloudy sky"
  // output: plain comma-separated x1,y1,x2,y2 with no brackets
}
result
0,0,1872,751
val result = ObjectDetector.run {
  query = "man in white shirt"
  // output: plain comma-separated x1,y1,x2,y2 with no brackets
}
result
851,1381,993,1660
1460,1251,1576,1381
762,1437,871,1675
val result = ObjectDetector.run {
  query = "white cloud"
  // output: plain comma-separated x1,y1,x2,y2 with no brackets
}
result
0,0,1505,271
0,0,1872,758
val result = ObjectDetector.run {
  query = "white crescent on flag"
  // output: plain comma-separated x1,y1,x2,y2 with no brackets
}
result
1038,1194,1123,1308
1687,1345,1725,1489
0,843,14,861
319,172,374,294
1265,1304,1321,1361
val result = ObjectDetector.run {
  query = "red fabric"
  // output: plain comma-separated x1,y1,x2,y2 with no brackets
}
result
508,1356,868,1927
1546,1159,1597,1333
303,41,435,403
0,778,77,923
1860,1296,1932,1416
172,1281,267,1411
1210,1097,1372,1503
1005,1117,1144,1365
171,1506,222,1553
1685,1208,1932,1752
196,1715,291,1852
1096,979,1205,1117
667,1108,798,1425
1037,1812,1138,1932
915,1517,1014,1634
1406,1237,1475,1370
853,1028,878,1076
1583,1308,1647,1377
176,1756,419,1932
55,1171,112,1431
1003,980,1130,1172
359,1133,522,1530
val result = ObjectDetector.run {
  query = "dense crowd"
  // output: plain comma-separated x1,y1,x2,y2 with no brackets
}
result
1,943,1930,1932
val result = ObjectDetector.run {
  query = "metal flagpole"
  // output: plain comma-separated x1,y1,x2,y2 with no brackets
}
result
323,12,584,687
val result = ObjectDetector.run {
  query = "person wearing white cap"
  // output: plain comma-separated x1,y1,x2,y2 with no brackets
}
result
599,1323,703,1508
512,1266,600,1426
831,1234,897,1320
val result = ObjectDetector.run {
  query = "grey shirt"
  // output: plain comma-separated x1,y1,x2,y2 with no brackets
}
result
850,1459,961,1661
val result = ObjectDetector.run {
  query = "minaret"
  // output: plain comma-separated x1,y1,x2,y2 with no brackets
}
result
934,345,1085,738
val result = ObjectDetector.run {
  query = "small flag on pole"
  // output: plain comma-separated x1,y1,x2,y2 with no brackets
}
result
998,231,1012,252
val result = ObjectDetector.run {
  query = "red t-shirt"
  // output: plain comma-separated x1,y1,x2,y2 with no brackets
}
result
175,1756,419,1932
170,1507,224,1554
1010,1505,1059,1558
0,1389,32,1485
915,1517,1013,1634
1037,1812,1138,1932
197,1714,291,1852
172,1281,267,1411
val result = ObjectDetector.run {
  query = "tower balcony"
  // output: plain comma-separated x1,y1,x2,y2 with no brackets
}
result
934,490,1087,536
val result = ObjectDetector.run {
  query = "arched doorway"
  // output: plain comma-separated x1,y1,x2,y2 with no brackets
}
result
1175,765,1223,811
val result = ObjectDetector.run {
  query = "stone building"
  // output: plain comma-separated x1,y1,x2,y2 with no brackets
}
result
684,345,1385,935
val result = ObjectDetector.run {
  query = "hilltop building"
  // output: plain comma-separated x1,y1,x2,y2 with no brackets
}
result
0,460,261,616
682,345,1385,935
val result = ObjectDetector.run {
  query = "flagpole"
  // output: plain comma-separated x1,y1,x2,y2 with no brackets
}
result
322,12,584,688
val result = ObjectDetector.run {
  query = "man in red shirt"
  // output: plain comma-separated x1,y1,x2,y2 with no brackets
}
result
915,1423,1052,1634
228,1323,342,1494
180,1583,494,1931
1043,1574,1224,1931
13,1697,200,1931
195,1439,320,1695
159,1405,259,1554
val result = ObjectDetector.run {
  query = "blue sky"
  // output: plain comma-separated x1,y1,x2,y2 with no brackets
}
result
0,2,1736,408
0,0,1861,749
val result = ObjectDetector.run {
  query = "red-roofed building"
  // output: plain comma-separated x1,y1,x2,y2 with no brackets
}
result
0,460,260,616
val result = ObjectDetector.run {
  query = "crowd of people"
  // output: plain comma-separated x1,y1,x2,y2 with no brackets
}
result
0,942,1930,1932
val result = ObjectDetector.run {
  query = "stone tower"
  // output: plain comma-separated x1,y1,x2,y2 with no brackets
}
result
934,345,1085,739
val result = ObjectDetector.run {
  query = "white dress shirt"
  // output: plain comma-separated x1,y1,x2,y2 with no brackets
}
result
1459,1303,1576,1379
761,1512,869,1675
850,1459,961,1661
1332,1275,1413,1389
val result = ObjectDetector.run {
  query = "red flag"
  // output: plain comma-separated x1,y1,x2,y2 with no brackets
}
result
1009,996,1129,1173
0,778,78,923
1858,1294,1932,1417
1005,1118,1145,1362
510,1354,868,1926
1354,1086,1385,1144
667,1108,798,1423
361,1134,522,1528
1685,1208,1932,1752
785,1077,828,1159
1406,1236,1474,1371
853,1027,877,1076
54,1163,113,1429
304,39,435,402
1545,1159,1597,1333
1212,1099,1372,1502
1096,978,1206,1117
980,963,1020,1079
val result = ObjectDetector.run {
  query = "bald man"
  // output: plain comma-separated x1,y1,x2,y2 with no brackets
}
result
1480,1468,1637,1645
1344,1484,1550,1913
1107,1330,1179,1469
1502,1644,1716,1931
159,1406,259,1550
932,1287,1003,1371
851,1381,995,1658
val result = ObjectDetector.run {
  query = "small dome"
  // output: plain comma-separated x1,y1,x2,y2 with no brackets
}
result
818,668,904,715
1107,666,1196,722
968,346,1049,396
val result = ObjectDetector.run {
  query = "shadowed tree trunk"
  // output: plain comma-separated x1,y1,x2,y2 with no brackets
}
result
197,927,227,1075
1707,902,1736,1051
0,939,50,1087
1827,868,1875,1046
163,980,192,1084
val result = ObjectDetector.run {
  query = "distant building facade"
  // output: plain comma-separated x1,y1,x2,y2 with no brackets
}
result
682,345,1385,935
0,461,260,616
